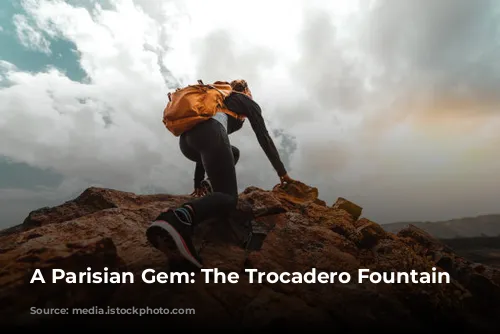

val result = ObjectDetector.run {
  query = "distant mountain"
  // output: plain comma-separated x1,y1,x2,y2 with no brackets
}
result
383,214,500,267
383,214,500,239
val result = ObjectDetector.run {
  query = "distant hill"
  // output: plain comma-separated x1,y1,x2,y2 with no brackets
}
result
383,214,500,239
383,214,500,267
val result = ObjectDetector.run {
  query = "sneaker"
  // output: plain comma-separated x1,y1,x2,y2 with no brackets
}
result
200,178,213,194
146,209,203,268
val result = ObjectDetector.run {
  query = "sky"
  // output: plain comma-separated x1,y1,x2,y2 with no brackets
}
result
1,0,499,228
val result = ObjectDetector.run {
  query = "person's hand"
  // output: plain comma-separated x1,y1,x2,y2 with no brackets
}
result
190,187,206,198
279,173,296,186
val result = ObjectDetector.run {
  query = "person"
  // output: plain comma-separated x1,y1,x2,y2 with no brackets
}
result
146,79,297,268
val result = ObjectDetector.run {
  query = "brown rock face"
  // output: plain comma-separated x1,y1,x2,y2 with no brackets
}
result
0,182,499,330
332,197,363,221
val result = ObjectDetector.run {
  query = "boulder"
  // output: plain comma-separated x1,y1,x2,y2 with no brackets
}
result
0,185,499,330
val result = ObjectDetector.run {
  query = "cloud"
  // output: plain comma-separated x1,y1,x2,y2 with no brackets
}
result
1,0,194,194
1,0,500,227
13,13,51,54
358,0,500,113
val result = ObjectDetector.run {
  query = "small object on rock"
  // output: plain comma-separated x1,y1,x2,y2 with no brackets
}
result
246,230,268,251
353,218,388,249
332,197,363,221
245,219,276,251
227,211,254,248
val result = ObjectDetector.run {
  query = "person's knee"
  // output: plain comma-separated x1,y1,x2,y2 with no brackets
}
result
179,136,199,162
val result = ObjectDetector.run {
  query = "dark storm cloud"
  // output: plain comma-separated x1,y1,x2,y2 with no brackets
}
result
273,0,500,224
359,0,500,113
289,0,500,116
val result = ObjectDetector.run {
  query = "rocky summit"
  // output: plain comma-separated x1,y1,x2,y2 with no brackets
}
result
0,182,499,330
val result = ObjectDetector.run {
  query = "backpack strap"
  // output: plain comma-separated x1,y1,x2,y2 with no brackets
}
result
195,79,230,97
206,84,231,97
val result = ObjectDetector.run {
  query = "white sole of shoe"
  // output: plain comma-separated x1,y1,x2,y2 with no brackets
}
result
146,220,202,269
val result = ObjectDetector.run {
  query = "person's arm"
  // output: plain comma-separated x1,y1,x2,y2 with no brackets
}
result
224,93,287,177
194,162,205,189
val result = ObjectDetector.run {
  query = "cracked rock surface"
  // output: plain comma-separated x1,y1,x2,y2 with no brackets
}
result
0,182,499,330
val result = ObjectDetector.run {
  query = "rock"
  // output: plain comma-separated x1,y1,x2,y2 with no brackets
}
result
272,181,319,205
0,185,499,330
396,223,500,319
21,187,190,229
473,264,486,273
239,188,286,217
0,236,120,324
353,218,392,249
241,286,335,329
332,197,363,221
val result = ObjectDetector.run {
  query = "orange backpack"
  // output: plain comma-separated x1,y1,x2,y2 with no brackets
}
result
162,80,246,136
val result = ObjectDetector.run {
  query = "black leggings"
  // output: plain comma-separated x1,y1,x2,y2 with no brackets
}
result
179,119,238,224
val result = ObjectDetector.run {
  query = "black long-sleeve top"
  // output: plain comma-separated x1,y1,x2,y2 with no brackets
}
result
193,92,287,188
